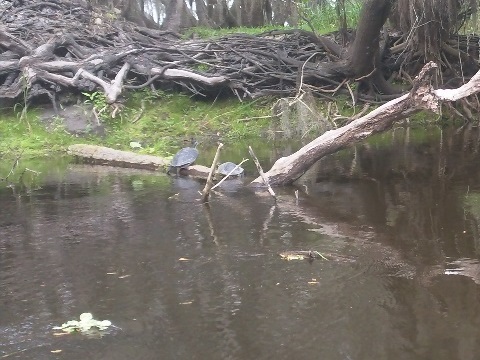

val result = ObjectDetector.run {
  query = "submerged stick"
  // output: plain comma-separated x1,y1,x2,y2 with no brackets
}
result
201,142,223,202
248,146,276,199
202,203,219,245
211,158,248,191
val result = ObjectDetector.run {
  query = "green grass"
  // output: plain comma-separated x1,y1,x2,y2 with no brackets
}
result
99,89,274,157
0,109,78,158
459,14,480,34
298,1,363,34
0,89,274,159
182,25,288,39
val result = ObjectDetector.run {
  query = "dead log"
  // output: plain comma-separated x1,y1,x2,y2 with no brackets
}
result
67,144,211,177
67,144,168,170
251,62,480,186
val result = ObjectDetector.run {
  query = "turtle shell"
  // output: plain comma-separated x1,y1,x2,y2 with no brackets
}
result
217,162,244,176
170,146,199,168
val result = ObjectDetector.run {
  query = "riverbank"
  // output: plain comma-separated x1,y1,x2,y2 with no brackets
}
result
0,90,274,159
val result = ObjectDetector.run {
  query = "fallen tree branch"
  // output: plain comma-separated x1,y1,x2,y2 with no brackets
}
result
250,62,477,186
78,62,131,103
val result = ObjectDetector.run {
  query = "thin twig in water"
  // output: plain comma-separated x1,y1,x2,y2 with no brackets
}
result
201,142,223,202
1,348,29,358
248,146,276,199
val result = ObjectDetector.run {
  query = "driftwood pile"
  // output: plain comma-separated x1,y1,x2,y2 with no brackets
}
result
2,0,480,106
0,0,393,105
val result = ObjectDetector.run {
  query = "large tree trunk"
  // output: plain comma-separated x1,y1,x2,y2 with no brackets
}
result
344,0,396,95
346,0,392,76
195,0,215,27
162,0,197,31
230,0,268,27
303,0,397,96
270,0,298,26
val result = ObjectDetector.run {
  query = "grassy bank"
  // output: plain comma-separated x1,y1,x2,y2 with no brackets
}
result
1,85,446,161
0,90,275,159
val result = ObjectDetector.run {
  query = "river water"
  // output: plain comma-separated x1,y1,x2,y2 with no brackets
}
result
2,126,480,359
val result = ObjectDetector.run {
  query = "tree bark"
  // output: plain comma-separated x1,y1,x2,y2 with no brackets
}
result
162,0,197,31
347,0,392,76
343,0,397,94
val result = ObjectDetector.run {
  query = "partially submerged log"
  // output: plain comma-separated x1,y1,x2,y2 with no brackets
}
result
68,144,168,170
67,144,210,176
252,62,480,186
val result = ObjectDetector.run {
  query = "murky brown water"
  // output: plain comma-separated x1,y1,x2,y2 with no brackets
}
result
2,127,480,359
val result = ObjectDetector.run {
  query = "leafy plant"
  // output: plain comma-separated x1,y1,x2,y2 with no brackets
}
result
82,91,109,122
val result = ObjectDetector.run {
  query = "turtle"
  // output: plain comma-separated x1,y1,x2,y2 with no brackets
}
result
168,141,199,175
217,161,244,177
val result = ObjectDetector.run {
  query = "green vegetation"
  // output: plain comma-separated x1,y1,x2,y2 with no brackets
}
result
0,89,274,159
465,192,480,218
183,1,363,39
53,313,112,335
0,155,71,194
1,85,444,162
0,109,76,157
298,1,362,34
182,25,287,39
102,89,274,156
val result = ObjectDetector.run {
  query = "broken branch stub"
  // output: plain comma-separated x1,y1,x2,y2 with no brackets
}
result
201,142,223,202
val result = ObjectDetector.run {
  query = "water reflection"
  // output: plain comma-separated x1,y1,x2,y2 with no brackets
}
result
1,127,480,359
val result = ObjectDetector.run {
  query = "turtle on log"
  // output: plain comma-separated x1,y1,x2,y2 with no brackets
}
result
217,161,244,177
168,141,199,176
